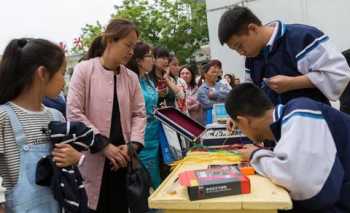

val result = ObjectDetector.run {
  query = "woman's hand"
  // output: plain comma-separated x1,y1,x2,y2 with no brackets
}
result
118,144,129,158
52,144,82,167
208,88,217,99
158,87,168,98
103,144,130,171
162,67,171,80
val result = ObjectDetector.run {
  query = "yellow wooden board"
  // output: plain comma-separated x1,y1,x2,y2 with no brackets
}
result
149,162,292,212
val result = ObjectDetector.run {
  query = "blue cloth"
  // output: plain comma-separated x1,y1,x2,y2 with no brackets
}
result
158,124,175,165
43,93,66,117
1,103,59,213
197,82,231,124
245,21,348,105
206,109,213,125
267,98,350,212
138,76,161,189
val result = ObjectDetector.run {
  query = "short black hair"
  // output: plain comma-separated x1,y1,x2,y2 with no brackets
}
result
218,6,262,45
153,47,170,59
225,83,273,120
343,49,350,66
202,59,222,73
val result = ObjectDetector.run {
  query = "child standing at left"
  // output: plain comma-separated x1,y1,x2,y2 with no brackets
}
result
0,38,82,213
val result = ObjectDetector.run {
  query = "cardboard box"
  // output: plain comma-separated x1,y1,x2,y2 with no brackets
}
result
179,165,250,201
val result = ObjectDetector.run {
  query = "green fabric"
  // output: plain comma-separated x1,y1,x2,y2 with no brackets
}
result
138,76,161,189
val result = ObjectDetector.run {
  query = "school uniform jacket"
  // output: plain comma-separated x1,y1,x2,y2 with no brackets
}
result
251,97,350,212
245,21,350,105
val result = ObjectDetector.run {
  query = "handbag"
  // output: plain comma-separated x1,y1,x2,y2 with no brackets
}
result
126,143,151,213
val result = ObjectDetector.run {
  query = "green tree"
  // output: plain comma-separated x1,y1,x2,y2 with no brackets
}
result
71,21,103,54
71,0,209,63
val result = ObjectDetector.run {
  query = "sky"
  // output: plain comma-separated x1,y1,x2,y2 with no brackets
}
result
0,0,122,53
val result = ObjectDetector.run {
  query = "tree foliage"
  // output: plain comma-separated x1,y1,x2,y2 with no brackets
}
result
71,0,209,63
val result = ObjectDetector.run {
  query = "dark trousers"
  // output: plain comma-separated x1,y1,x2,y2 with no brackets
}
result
89,159,128,213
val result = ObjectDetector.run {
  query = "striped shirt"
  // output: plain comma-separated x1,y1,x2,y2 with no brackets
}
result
0,102,64,189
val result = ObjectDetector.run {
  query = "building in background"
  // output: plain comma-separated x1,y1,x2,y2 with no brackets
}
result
64,53,83,94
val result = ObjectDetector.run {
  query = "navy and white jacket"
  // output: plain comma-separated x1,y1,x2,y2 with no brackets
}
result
245,21,350,105
36,121,108,213
251,98,350,212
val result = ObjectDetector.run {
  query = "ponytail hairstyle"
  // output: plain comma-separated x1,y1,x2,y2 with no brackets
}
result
81,36,105,61
0,38,65,104
82,18,139,61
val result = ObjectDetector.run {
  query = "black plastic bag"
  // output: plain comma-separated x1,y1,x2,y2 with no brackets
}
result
126,143,151,213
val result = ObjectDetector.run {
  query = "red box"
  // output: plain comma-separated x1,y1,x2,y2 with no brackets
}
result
154,107,206,142
179,165,250,201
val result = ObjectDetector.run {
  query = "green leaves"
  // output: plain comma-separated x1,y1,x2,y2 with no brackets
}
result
71,0,209,64
71,21,103,54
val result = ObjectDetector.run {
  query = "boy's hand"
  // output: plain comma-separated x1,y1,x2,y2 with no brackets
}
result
52,144,82,167
265,75,294,93
239,144,260,161
0,206,5,213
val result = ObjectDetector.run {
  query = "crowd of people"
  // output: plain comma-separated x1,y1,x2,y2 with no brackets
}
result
0,17,237,213
1,5,350,213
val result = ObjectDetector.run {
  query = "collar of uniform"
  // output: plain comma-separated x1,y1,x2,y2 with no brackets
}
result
273,104,285,122
270,104,284,141
264,20,286,53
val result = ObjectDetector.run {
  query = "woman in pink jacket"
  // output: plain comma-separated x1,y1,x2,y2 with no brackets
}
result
66,19,146,213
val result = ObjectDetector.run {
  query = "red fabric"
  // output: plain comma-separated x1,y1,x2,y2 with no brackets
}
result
159,108,205,137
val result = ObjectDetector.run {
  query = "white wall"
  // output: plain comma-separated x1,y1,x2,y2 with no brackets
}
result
206,0,350,79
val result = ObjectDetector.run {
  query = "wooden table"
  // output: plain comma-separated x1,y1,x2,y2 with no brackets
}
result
149,162,292,213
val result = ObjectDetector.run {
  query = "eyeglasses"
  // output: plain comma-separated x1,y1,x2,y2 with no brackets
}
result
231,42,244,53
144,54,154,58
228,37,245,54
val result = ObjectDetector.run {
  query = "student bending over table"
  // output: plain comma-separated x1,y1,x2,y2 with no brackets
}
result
225,83,350,213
